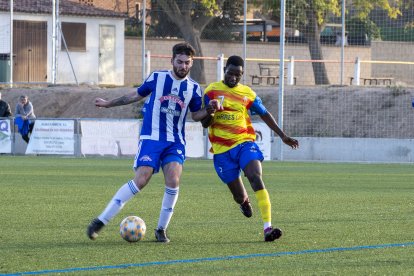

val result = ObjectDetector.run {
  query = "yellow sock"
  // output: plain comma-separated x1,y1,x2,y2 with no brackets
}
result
255,189,271,226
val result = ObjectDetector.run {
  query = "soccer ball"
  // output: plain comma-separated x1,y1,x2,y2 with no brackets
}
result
119,216,146,242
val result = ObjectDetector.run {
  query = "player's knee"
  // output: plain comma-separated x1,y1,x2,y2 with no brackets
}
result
246,172,263,186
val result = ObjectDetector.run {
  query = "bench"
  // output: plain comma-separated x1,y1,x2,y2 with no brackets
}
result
350,77,394,86
252,63,297,85
258,63,279,75
251,75,297,86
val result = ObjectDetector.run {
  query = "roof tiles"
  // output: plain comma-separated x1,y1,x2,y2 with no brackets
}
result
0,0,126,18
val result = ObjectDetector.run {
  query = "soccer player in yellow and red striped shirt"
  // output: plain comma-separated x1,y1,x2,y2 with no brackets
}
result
202,55,299,242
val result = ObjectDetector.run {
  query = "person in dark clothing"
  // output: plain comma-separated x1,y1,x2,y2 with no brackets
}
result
0,92,12,118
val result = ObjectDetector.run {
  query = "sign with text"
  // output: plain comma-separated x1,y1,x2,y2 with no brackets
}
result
26,120,75,155
0,119,12,153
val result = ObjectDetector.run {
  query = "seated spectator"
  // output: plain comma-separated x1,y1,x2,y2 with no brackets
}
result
15,95,36,143
0,92,12,118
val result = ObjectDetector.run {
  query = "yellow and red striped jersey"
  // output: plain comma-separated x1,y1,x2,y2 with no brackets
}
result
204,81,257,154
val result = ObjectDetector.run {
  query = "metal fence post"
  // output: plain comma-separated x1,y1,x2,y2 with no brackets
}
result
354,57,361,85
287,56,295,85
217,53,224,81
145,50,151,79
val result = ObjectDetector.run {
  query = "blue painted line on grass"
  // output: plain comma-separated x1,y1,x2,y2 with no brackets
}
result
2,241,414,276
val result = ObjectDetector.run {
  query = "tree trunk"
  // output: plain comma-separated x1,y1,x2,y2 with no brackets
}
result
182,31,206,84
301,7,330,85
155,0,208,85
305,32,330,85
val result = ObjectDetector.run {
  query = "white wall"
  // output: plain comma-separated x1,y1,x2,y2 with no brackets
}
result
277,137,414,163
57,15,124,85
9,116,414,163
0,12,124,85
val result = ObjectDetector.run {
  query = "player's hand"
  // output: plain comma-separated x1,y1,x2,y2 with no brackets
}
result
211,99,224,111
282,136,299,149
95,97,109,108
206,99,223,115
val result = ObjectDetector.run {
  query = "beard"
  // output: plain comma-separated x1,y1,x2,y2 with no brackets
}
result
225,78,237,88
173,67,189,79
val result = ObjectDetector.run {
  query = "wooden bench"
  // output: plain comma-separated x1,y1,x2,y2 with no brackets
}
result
251,75,297,86
258,63,279,76
350,77,394,86
252,63,297,85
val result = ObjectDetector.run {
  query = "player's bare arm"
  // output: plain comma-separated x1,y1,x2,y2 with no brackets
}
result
200,112,214,128
95,91,144,108
260,112,299,149
191,99,222,123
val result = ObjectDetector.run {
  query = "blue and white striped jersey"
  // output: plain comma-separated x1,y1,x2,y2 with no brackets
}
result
137,70,203,144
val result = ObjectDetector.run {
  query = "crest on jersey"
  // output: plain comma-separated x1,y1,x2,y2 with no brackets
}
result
139,155,152,162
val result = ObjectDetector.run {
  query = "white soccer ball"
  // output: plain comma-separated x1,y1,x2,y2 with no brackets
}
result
119,216,146,242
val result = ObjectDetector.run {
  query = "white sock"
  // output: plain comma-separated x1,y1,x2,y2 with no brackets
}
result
98,180,140,224
157,187,179,230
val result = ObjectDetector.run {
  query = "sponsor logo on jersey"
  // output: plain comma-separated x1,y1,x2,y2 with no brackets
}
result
159,94,185,108
216,113,237,120
160,107,181,116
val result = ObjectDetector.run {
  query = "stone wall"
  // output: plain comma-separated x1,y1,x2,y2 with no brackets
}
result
124,38,413,86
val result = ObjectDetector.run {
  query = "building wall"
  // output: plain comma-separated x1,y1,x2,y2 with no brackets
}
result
57,15,125,85
75,0,141,17
0,11,125,85
371,41,414,86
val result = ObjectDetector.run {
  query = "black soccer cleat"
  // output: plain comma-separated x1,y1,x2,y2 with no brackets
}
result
86,218,105,240
264,226,283,242
154,227,170,243
240,200,253,218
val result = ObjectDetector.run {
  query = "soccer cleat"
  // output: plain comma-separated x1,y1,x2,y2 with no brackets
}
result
86,218,105,240
154,227,170,243
240,200,253,218
264,226,283,242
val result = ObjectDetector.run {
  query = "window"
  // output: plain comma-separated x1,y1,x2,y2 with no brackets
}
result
61,22,86,51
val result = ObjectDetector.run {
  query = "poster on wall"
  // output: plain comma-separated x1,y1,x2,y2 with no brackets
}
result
0,119,12,153
80,120,140,156
26,120,75,155
206,121,271,160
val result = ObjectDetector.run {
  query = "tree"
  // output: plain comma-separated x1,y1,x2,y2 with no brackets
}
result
152,0,242,84
259,0,402,84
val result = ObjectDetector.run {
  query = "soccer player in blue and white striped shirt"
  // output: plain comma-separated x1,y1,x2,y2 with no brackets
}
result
87,42,221,243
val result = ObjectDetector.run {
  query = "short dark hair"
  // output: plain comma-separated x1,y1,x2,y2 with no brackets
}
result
226,55,244,68
172,42,196,58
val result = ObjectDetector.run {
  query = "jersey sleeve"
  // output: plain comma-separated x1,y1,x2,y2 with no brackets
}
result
202,84,214,107
137,72,155,97
188,85,203,112
203,94,211,107
249,96,268,115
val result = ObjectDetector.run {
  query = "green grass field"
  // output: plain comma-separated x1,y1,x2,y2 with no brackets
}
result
0,156,413,275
